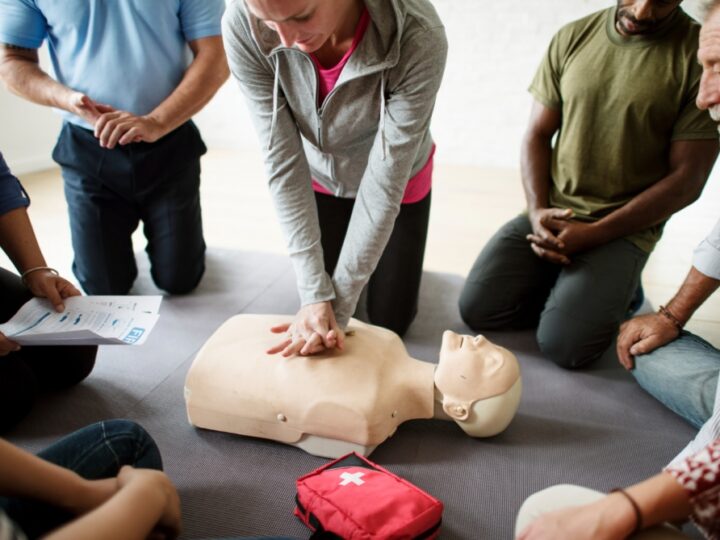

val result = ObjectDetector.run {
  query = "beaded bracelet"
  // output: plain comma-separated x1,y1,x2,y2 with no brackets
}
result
20,266,59,286
610,488,643,535
658,305,683,330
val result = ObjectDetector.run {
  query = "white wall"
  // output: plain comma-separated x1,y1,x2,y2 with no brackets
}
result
198,0,707,168
0,49,61,174
0,0,707,172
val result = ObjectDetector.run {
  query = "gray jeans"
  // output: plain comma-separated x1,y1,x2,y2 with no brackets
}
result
459,215,648,368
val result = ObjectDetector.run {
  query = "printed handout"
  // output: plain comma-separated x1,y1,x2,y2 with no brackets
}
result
0,296,162,346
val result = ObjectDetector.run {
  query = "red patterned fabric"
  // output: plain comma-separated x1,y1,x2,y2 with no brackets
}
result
666,438,720,539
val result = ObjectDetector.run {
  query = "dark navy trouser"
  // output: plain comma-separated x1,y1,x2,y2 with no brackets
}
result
52,121,207,295
0,267,96,432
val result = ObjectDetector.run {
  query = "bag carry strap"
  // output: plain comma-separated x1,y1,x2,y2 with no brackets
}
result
306,511,341,540
297,495,341,540
309,531,342,540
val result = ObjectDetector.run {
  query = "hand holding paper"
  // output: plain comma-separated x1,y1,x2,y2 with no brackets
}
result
0,296,162,346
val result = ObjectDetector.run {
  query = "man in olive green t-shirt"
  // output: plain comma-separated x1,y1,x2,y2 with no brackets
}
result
459,0,719,369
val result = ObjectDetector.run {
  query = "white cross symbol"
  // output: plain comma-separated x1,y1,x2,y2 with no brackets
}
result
339,472,365,486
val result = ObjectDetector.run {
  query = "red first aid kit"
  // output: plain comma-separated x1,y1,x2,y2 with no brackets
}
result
294,452,443,539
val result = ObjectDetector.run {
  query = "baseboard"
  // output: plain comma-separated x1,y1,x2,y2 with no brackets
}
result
9,156,57,176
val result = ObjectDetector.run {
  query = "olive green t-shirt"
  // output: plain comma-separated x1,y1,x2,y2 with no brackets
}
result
529,7,717,253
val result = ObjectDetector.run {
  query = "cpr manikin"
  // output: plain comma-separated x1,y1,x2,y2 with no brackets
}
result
185,315,522,458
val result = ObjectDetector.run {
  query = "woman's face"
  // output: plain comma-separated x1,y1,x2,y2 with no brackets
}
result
245,0,349,53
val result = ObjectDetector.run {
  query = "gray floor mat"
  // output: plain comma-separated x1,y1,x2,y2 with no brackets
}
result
6,249,699,539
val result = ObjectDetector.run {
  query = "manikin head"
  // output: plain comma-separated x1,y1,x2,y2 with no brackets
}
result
434,331,522,438
615,0,683,36
244,0,362,52
698,1,720,124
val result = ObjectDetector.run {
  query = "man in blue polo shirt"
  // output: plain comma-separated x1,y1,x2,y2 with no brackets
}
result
0,0,228,295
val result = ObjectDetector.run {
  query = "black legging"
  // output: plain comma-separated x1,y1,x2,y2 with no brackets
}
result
0,267,97,432
315,190,431,336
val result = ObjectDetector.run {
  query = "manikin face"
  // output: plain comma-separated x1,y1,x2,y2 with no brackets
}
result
698,7,720,125
439,331,508,374
615,0,682,36
435,330,519,421
245,0,352,53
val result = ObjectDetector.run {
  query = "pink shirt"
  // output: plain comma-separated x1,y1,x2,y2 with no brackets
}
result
309,9,434,205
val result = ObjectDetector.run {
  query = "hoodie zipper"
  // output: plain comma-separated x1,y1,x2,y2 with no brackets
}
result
285,49,385,152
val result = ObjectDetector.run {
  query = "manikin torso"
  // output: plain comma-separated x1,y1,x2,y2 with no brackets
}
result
185,315,521,458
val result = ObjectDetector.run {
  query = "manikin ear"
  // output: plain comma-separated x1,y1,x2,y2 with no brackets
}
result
453,378,523,438
441,355,508,421
442,400,471,421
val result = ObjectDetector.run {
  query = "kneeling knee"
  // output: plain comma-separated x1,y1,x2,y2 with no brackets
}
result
96,419,163,470
458,293,495,332
65,352,96,386
153,264,204,295
537,331,600,370
630,353,664,387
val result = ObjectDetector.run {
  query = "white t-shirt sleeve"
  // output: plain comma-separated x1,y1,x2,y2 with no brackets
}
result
693,218,720,280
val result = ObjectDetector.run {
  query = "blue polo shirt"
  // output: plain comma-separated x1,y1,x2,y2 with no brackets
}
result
0,0,225,129
0,152,29,217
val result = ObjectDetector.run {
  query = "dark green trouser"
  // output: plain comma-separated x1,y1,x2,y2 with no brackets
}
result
458,215,649,369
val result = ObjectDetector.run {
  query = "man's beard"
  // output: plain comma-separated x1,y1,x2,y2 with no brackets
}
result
616,7,657,35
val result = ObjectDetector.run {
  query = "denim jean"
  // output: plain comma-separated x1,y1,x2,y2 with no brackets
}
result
0,420,162,539
633,331,720,429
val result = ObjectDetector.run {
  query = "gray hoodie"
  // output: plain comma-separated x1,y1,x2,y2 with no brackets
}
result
223,0,447,327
